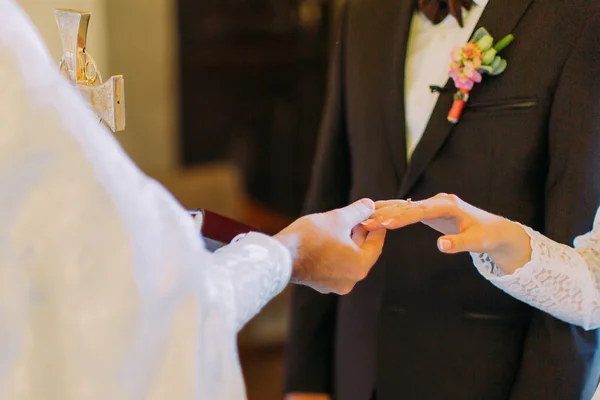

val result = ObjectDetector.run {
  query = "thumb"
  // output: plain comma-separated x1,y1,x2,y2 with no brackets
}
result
337,198,375,228
360,228,387,263
437,230,485,254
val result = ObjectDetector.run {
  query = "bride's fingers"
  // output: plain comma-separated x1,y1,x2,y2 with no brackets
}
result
369,196,469,228
361,206,427,230
375,199,413,209
437,229,487,254
375,194,464,211
364,202,466,231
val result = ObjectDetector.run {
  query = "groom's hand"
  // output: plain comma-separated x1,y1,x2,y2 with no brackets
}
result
275,199,386,295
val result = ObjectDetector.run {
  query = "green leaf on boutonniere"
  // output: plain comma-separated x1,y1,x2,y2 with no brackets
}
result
482,48,497,65
494,34,515,53
476,35,494,51
490,56,502,70
477,56,507,76
490,58,507,75
471,27,490,42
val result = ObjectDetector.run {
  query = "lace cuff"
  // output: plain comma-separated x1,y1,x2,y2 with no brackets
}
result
471,225,600,330
470,223,536,281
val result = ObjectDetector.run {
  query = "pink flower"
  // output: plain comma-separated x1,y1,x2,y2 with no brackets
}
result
462,62,482,83
450,61,461,70
449,62,481,91
449,69,474,90
448,43,484,92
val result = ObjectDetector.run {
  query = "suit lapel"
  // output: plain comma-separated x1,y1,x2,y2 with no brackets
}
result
381,0,415,184
397,0,535,198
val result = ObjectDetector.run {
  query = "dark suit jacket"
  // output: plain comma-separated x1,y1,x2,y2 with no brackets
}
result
284,0,600,399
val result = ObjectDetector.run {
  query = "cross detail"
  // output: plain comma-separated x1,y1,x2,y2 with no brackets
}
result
54,9,126,132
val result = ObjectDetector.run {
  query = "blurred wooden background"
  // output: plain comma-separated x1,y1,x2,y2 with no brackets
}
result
178,0,330,218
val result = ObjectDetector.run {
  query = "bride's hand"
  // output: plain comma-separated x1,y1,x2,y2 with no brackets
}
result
362,194,532,274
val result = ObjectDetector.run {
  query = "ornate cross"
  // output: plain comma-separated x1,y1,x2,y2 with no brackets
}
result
54,9,126,132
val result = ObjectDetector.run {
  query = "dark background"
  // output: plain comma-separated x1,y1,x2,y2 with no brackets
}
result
178,0,332,219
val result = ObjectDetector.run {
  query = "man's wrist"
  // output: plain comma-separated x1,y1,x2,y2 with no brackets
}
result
273,231,302,282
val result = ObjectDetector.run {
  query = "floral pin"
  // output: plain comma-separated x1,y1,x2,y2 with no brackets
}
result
446,27,514,123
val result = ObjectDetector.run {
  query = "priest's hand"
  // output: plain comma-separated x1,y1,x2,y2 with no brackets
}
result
274,199,386,295
362,194,532,275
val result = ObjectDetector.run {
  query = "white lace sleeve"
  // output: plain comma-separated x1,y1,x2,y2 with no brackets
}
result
472,209,600,330
207,232,292,332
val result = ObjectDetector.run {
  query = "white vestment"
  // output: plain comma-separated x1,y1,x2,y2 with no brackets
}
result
0,1,291,398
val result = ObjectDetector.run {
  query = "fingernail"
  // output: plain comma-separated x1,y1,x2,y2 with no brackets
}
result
381,220,393,226
438,238,452,251
361,219,374,225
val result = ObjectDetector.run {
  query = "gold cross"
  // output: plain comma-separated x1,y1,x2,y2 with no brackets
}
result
54,9,126,132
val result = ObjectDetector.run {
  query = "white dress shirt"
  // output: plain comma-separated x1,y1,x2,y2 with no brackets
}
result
405,0,489,158
0,1,291,399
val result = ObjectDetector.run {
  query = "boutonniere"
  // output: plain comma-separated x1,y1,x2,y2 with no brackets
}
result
446,27,514,124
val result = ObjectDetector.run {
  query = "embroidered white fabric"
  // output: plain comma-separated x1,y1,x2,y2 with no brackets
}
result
211,233,292,333
471,210,600,330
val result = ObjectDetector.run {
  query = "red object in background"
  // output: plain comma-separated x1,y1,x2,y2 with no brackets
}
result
189,209,260,244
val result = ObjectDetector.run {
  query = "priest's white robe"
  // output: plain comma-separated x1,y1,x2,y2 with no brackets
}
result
0,1,292,398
